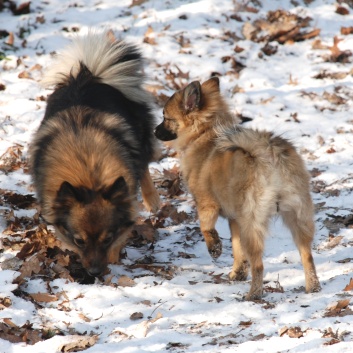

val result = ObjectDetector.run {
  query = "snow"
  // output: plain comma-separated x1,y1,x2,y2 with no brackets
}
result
1,0,353,352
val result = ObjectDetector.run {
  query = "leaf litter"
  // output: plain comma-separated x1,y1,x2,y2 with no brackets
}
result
1,0,353,352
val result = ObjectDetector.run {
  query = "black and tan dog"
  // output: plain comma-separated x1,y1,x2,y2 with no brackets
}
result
29,31,160,277
155,77,321,300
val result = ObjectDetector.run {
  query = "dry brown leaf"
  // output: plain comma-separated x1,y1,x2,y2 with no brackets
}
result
0,297,12,309
251,333,267,341
55,254,70,267
139,300,152,306
239,320,253,327
129,263,176,280
18,71,31,79
243,10,319,44
264,283,284,293
29,293,58,303
132,219,157,243
143,26,156,45
234,45,244,53
0,323,23,343
324,299,353,317
30,64,42,71
6,32,14,46
133,312,163,338
324,338,341,346
78,313,91,322
336,6,350,15
279,326,304,338
312,39,330,50
36,15,45,24
279,326,289,337
129,0,148,7
3,318,18,328
341,26,353,35
149,312,163,324
176,34,191,49
58,335,99,352
320,235,343,250
343,278,353,291
178,252,196,259
333,299,350,310
109,329,130,340
313,70,348,80
16,255,42,282
16,241,41,260
118,275,136,287
287,327,304,338
10,1,30,15
329,36,352,63
130,312,144,321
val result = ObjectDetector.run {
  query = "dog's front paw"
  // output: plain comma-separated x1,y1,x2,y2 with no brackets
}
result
143,190,160,213
146,195,160,213
204,229,222,259
306,277,321,293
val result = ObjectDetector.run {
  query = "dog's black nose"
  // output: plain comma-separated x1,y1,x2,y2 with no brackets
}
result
87,267,103,277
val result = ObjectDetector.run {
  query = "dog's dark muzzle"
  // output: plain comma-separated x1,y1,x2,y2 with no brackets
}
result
154,123,177,141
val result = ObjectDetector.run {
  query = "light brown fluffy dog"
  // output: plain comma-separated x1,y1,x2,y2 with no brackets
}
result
155,77,321,300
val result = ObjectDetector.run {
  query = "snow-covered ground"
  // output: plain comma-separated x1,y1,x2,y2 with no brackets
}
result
1,0,353,352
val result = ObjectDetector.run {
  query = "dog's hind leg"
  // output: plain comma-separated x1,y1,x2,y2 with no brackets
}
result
140,168,160,213
241,229,265,301
229,218,249,281
198,202,222,259
281,203,321,294
236,213,268,301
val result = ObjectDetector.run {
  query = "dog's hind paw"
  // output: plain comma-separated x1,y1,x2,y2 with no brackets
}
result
229,263,249,281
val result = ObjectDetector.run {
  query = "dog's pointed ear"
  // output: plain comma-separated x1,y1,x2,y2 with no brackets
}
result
183,81,201,113
202,76,220,92
103,176,129,204
57,181,82,202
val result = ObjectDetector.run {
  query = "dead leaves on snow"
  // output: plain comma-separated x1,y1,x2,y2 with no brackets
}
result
0,319,55,345
324,299,353,318
0,144,28,174
343,278,353,291
279,326,305,338
279,324,348,346
58,335,99,352
1,222,95,285
300,85,353,112
242,10,320,44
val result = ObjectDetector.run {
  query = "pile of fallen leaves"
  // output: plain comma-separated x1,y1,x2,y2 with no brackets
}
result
242,9,320,45
0,157,194,347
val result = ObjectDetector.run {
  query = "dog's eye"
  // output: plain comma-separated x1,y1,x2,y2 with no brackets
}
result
73,238,85,247
102,234,114,247
125,221,135,228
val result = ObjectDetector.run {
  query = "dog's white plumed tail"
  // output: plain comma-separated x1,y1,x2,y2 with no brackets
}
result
42,31,150,103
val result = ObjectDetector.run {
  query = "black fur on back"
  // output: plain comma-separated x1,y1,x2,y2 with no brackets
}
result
40,63,156,179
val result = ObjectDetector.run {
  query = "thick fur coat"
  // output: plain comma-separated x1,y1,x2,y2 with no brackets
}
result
155,77,320,300
29,31,160,276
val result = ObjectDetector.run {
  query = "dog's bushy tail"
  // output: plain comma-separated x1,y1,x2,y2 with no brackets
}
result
41,30,149,103
215,125,293,165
